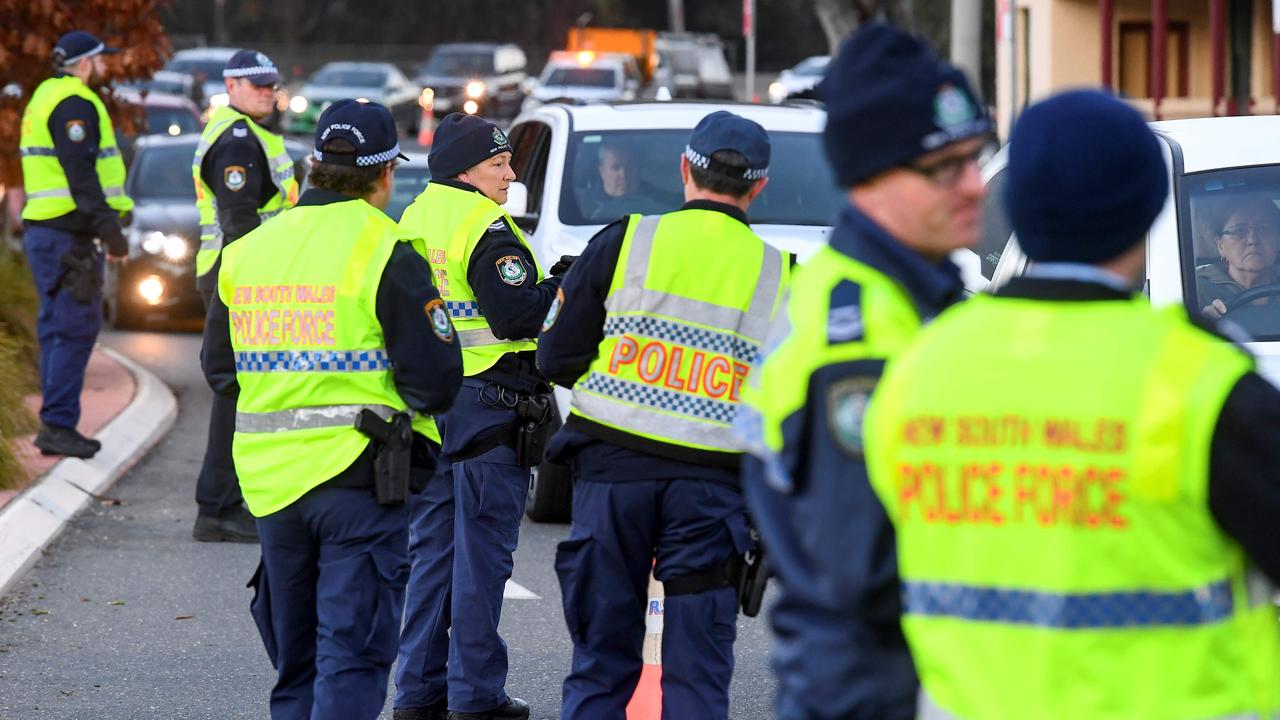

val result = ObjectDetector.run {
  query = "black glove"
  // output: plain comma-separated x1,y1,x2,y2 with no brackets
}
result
120,210,134,228
550,254,577,276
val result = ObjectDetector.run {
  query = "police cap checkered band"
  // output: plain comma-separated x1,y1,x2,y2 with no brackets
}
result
685,110,770,181
312,99,409,167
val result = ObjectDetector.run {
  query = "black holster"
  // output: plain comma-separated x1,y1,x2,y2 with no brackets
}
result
55,245,102,304
453,389,554,468
354,410,413,506
737,530,770,618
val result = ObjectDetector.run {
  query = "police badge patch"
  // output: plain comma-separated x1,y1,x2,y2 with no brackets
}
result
65,120,86,142
827,376,877,458
542,288,565,332
425,299,455,343
492,127,507,146
496,255,527,285
224,165,247,191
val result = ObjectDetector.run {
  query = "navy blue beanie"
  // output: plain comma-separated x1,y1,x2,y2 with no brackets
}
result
819,23,991,188
1006,90,1167,264
429,113,512,179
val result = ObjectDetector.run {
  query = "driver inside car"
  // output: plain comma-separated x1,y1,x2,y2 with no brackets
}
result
1197,196,1280,318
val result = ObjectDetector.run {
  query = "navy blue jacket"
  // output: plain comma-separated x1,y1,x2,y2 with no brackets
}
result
26,74,126,255
201,188,464,485
538,200,753,484
743,203,966,720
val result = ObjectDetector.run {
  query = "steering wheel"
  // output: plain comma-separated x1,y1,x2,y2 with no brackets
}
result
1222,283,1280,315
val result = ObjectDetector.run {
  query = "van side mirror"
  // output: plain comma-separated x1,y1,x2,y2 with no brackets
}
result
503,181,531,218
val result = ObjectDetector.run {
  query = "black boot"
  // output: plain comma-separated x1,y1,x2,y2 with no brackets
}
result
394,701,448,720
447,698,530,720
192,505,259,543
34,425,99,459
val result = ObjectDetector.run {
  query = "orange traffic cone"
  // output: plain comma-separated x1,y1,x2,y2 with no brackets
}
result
626,570,664,719
416,105,435,148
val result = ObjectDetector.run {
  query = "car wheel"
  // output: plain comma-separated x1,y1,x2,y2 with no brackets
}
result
526,458,572,523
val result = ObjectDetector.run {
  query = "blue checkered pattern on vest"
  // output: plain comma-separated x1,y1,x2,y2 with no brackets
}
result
447,300,483,318
234,349,392,373
582,373,738,424
603,315,758,365
903,579,1234,628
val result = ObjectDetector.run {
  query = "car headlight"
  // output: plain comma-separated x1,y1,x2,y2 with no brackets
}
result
289,94,309,113
768,82,787,104
465,80,486,99
209,92,229,108
463,100,479,115
139,231,189,261
419,87,435,109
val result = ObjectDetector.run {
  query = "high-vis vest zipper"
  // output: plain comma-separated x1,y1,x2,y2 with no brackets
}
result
571,210,786,454
20,75,133,220
194,105,299,279
401,181,542,377
864,296,1280,720
220,198,408,516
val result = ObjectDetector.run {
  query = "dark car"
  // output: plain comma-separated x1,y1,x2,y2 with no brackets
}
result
107,134,309,329
287,62,422,137
416,43,527,120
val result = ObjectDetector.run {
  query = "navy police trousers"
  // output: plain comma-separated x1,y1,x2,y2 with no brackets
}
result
250,485,408,720
397,379,529,713
557,444,749,720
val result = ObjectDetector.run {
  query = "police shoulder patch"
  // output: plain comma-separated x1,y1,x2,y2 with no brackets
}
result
65,119,86,142
232,126,249,138
425,298,454,343
826,375,877,458
542,287,565,332
224,165,247,191
496,255,527,286
826,280,864,344
488,219,507,232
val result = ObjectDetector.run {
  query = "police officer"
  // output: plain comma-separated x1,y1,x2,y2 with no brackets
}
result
191,48,299,543
734,25,992,719
19,30,132,459
394,113,564,720
862,89,1280,719
538,110,788,719
200,99,463,720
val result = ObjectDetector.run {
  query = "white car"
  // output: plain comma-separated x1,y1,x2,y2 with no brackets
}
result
521,52,643,113
501,100,846,521
981,115,1280,380
768,55,830,104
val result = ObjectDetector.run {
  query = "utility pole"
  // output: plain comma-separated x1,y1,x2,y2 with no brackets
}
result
214,0,227,45
669,0,685,32
950,0,982,90
744,0,756,101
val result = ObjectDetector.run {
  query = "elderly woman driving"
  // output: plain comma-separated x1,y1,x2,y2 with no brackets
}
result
1197,196,1280,318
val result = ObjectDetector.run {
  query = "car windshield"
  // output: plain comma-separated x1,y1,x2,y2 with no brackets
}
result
542,67,616,89
130,143,198,200
144,107,201,136
311,67,386,88
385,166,432,222
164,58,227,80
560,130,843,227
1182,164,1280,338
423,50,494,77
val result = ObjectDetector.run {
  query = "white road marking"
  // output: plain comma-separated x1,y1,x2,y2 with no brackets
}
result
504,579,541,600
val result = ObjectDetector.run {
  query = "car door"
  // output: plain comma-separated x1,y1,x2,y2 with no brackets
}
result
506,119,553,232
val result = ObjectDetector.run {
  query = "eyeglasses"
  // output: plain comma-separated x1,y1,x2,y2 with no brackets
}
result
901,136,994,188
1220,223,1280,242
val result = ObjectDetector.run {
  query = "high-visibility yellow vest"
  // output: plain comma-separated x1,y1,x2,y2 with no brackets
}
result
571,210,786,455
401,181,542,377
194,105,299,278
737,243,922,489
220,197,410,516
864,295,1280,720
20,75,133,220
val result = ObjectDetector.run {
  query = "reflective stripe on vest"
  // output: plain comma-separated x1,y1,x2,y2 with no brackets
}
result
864,297,1279,719
236,403,400,434
233,349,392,373
20,75,133,221
571,211,784,454
193,106,298,277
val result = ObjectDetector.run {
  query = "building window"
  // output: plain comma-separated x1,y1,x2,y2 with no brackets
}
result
1118,21,1190,98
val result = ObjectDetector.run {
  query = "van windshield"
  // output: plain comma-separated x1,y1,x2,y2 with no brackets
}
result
560,130,843,227
1181,165,1280,338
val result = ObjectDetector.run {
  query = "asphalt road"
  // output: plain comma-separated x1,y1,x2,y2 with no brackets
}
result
0,329,776,719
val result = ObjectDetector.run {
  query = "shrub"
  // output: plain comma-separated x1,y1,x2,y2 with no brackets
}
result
0,249,38,490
